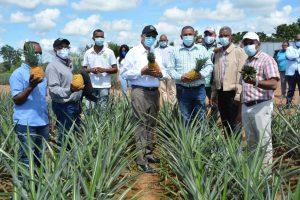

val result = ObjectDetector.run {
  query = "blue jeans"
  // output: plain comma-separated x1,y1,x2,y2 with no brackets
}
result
286,71,300,105
52,101,81,146
176,84,206,123
279,71,286,96
89,88,110,108
15,124,49,165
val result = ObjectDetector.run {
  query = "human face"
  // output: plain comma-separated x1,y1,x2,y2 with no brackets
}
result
55,43,70,52
93,31,104,40
204,31,216,37
33,43,42,55
181,28,194,39
141,34,157,48
181,28,195,47
282,42,289,50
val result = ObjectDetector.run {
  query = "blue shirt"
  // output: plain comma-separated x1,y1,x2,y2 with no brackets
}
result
285,44,300,76
168,44,213,87
276,50,287,72
9,63,48,126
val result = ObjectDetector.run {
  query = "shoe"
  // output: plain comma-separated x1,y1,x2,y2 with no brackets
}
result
138,164,155,173
147,156,160,164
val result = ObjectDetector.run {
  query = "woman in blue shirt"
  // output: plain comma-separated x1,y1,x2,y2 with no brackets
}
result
275,41,289,97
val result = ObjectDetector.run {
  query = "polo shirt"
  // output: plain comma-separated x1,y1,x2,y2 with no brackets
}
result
9,63,48,126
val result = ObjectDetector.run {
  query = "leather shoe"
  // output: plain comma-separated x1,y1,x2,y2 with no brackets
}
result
147,156,160,164
138,164,155,173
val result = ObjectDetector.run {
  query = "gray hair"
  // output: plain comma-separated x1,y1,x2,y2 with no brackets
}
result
219,26,232,35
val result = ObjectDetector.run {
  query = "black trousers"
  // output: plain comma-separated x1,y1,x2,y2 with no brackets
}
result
286,71,300,105
217,90,239,134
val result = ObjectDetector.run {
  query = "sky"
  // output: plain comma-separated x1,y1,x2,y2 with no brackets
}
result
0,0,299,61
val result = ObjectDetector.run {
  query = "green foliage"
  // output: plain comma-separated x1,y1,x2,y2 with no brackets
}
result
240,65,257,81
195,57,208,72
272,19,300,41
0,73,11,85
0,45,22,72
108,42,120,58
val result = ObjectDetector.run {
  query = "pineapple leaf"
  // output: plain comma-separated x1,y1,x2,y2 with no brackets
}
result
195,57,209,72
147,52,156,63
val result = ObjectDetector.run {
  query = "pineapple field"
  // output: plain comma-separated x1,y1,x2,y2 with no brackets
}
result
0,86,300,199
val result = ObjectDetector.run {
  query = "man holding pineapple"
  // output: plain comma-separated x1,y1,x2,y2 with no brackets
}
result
82,29,118,108
9,41,49,165
211,26,247,135
168,26,213,123
241,32,280,169
121,25,167,173
46,38,83,147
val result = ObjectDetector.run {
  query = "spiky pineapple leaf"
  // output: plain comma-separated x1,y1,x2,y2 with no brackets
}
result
240,65,256,81
195,57,209,72
24,42,39,66
147,52,156,63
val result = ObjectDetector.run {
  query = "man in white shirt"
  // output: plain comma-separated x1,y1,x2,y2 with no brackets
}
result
156,34,176,105
82,29,117,108
121,25,167,173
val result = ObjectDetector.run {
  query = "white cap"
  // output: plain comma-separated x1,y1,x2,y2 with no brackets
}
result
242,32,260,41
204,27,215,33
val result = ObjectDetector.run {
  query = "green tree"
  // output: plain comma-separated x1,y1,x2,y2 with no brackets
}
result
107,42,120,58
272,18,300,41
0,45,22,71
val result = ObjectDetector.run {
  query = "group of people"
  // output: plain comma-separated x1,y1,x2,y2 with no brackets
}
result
9,24,300,174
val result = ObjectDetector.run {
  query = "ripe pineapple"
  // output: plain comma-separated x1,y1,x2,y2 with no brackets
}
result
71,74,84,90
147,52,160,71
240,65,257,82
24,42,44,80
185,57,208,80
30,67,44,80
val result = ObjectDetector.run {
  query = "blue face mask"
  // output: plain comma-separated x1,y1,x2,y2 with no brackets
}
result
95,37,104,46
121,51,126,57
159,41,167,48
144,37,156,48
35,53,43,65
295,41,300,48
183,36,194,47
244,44,257,57
57,48,70,60
219,37,230,46
204,36,215,44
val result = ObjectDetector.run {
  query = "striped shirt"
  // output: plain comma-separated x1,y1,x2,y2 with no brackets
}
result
242,51,280,103
168,44,213,87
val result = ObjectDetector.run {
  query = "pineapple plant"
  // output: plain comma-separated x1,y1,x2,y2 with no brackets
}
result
240,65,257,82
24,42,44,80
147,52,160,72
184,57,208,80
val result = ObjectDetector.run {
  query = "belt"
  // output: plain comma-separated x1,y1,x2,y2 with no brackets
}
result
244,99,268,107
176,84,204,89
131,85,158,91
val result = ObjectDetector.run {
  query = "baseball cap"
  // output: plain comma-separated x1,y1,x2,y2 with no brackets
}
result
204,27,215,33
242,32,260,42
53,38,70,48
142,25,158,36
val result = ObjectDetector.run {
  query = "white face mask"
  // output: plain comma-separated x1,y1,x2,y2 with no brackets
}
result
57,48,70,59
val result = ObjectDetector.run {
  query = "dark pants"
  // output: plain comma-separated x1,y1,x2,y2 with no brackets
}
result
52,101,81,146
15,124,49,165
132,86,160,165
286,71,300,105
279,71,286,97
176,84,206,124
205,86,212,102
217,90,240,134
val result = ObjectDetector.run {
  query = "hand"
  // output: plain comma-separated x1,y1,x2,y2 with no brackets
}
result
148,69,162,78
243,77,256,85
141,65,150,76
71,84,85,92
29,75,43,89
96,67,107,73
90,68,98,74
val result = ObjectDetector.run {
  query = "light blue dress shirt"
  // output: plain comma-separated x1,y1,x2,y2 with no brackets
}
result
9,63,48,126
285,44,300,76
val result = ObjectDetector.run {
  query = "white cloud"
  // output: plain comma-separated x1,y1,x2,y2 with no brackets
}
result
61,15,100,36
155,22,180,36
161,0,244,24
10,12,31,23
29,9,60,30
72,0,140,11
44,0,68,6
39,38,55,51
111,19,132,31
238,0,279,8
0,0,40,9
116,31,140,46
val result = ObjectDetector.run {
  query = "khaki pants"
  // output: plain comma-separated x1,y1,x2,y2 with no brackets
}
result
132,87,160,165
242,100,273,170
159,79,176,105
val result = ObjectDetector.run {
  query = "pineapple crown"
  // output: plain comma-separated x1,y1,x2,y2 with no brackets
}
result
23,41,41,66
147,52,156,63
195,57,208,72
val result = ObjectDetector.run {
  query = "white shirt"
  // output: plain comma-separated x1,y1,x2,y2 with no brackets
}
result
285,44,300,76
82,46,117,88
121,43,167,87
156,45,173,79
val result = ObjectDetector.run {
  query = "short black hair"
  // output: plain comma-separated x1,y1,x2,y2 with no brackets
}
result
93,29,104,37
282,40,289,46
181,26,194,34
23,41,40,51
118,44,129,63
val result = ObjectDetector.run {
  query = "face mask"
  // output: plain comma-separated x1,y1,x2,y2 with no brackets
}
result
183,36,194,47
35,54,43,65
159,41,167,48
219,37,230,46
57,48,70,60
295,41,300,48
144,37,156,48
121,51,126,57
244,44,257,57
204,36,215,44
95,38,104,46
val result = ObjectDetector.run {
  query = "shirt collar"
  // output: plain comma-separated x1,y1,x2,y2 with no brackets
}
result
222,43,235,53
179,43,198,51
91,46,105,54
138,43,152,54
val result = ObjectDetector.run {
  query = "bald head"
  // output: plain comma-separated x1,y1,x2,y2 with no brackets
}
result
159,34,168,41
159,34,168,48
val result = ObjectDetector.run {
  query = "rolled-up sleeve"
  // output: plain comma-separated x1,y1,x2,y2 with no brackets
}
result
45,65,72,98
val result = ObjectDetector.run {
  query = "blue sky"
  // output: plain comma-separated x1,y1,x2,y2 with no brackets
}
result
0,0,299,60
